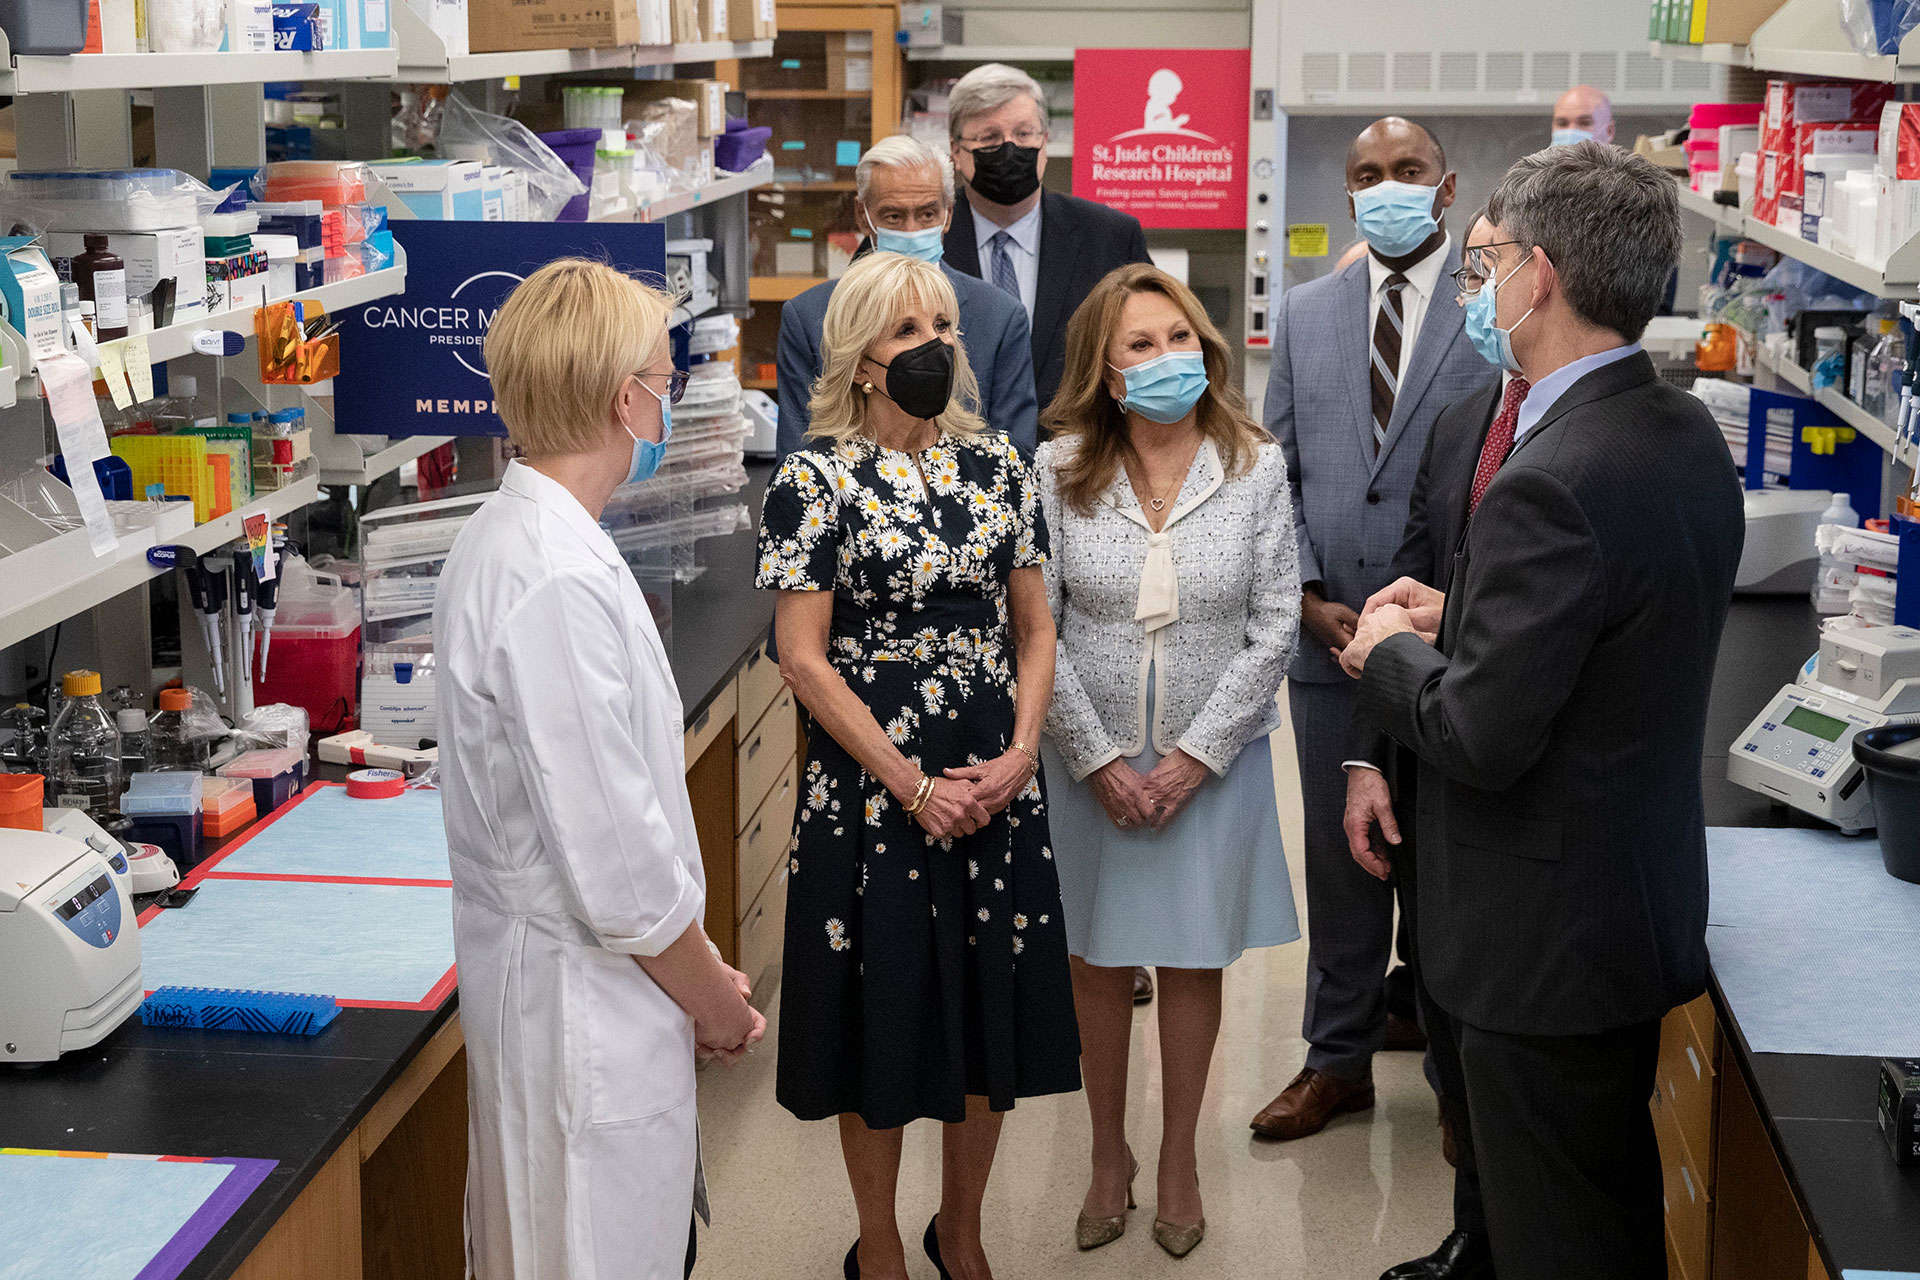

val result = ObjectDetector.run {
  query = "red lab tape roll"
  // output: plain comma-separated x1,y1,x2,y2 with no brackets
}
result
346,768,406,799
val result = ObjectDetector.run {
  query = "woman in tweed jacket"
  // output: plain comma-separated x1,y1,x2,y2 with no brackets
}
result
1036,263,1301,1259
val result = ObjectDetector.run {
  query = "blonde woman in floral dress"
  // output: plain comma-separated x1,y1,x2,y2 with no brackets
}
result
755,251,1080,1280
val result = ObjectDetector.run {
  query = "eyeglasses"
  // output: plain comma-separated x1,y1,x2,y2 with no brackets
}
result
635,368,691,404
1449,240,1526,296
959,127,1048,150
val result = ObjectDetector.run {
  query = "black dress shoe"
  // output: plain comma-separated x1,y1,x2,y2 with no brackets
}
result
844,1240,860,1279
923,1216,953,1280
1379,1229,1494,1280
1134,967,1154,1003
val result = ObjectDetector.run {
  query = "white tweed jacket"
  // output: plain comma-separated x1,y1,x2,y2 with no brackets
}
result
1036,436,1301,781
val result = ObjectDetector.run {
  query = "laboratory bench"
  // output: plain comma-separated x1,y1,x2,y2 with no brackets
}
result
1667,596,1920,1280
0,464,789,1280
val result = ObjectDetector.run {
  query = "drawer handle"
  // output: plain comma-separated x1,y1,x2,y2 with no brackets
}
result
1685,1045,1700,1080
693,707,711,733
747,649,763,671
750,821,763,842
747,735,762,760
1681,1166,1695,1203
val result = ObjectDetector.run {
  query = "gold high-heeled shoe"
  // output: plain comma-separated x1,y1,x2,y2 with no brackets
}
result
1152,1217,1207,1259
1074,1153,1139,1251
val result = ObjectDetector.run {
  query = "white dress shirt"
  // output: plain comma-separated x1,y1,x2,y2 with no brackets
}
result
1513,342,1641,446
1367,235,1452,381
972,199,1042,322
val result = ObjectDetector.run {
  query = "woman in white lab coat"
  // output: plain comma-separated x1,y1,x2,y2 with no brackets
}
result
434,258,764,1280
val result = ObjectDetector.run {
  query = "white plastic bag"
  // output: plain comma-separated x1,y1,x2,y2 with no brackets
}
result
435,94,586,221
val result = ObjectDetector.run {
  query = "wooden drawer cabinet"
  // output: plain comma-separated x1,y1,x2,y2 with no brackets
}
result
736,687,796,831
683,681,736,775
737,771,796,925
1658,996,1720,1195
737,640,783,733
1654,1070,1713,1280
737,861,788,991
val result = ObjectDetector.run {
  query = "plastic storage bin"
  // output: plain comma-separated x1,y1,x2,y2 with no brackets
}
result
123,771,205,869
0,0,89,54
217,748,307,816
1855,724,1920,884
200,776,257,839
537,130,602,222
0,773,42,830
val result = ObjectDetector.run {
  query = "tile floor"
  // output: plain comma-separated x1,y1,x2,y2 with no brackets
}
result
695,698,1456,1279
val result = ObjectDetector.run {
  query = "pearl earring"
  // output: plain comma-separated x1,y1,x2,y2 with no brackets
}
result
861,381,875,394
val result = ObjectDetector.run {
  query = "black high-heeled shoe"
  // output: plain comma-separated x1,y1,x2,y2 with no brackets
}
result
923,1216,953,1280
843,1240,860,1279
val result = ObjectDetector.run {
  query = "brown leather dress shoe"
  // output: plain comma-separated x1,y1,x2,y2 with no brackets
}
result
1384,1011,1428,1052
1249,1067,1376,1140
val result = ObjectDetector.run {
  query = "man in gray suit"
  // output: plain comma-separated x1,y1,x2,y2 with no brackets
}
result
1250,116,1492,1141
775,134,1038,457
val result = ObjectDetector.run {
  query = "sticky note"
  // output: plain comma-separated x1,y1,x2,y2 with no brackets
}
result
780,58,801,68
836,140,861,166
95,343,134,410
791,228,815,239
781,140,806,151
1287,223,1330,258
123,335,153,404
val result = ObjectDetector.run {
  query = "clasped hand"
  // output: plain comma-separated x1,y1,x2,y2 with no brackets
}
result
1337,577,1445,677
1088,748,1209,832
903,749,1033,840
695,963,767,1065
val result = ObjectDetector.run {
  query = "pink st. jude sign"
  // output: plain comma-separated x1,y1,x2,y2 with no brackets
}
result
1072,49,1251,230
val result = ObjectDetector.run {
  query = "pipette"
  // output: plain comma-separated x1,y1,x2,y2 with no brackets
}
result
180,553,225,695
230,548,256,693
255,570,279,681
202,557,229,695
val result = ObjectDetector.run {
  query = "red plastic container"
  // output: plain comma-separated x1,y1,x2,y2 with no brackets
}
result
254,624,360,735
0,773,43,830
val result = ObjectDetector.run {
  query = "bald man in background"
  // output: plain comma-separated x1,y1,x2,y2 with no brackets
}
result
1552,85,1614,147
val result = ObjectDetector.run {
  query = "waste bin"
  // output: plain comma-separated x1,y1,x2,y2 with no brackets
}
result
1853,723,1920,883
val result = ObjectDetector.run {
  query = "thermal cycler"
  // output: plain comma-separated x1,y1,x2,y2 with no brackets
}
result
1729,623,1920,832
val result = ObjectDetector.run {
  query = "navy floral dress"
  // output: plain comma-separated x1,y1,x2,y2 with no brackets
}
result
755,430,1081,1129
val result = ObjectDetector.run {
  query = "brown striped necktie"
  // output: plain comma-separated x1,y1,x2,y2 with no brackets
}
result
1369,272,1409,454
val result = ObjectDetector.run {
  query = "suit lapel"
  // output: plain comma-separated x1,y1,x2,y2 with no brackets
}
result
1437,381,1501,552
945,197,981,277
1505,351,1657,467
1029,190,1081,383
1374,238,1465,478
1337,260,1375,465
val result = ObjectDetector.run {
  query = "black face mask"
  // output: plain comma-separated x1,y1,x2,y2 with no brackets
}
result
867,337,955,421
965,141,1042,206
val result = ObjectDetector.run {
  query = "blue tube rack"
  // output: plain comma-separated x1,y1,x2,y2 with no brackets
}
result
140,987,341,1035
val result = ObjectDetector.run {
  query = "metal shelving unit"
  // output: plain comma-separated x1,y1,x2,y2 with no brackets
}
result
0,32,398,93
904,44,1074,62
392,6,772,83
1673,179,1920,300
1651,0,1920,82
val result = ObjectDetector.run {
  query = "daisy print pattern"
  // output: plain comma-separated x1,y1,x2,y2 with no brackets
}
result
754,429,1081,1128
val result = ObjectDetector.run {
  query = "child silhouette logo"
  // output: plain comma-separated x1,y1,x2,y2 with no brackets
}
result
1111,67,1218,142
1144,69,1189,133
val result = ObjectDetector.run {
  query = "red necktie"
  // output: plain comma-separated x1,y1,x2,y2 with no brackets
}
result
1468,376,1531,515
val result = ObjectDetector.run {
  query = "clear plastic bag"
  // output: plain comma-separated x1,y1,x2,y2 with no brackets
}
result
180,686,232,750
1840,0,1920,55
0,168,232,234
232,703,311,759
435,94,586,222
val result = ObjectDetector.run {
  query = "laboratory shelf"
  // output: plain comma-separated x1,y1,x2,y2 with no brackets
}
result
749,275,820,302
12,249,408,401
1668,178,1920,300
393,6,771,82
905,44,1075,62
1814,386,1913,466
1650,0,1920,82
590,159,774,224
0,477,320,653
317,435,454,488
1754,338,1813,393
0,30,399,94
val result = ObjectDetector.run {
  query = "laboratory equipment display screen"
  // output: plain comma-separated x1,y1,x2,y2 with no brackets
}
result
1784,705,1850,742
55,874,110,921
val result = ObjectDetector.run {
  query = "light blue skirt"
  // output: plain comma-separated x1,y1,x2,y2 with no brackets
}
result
1042,666,1300,969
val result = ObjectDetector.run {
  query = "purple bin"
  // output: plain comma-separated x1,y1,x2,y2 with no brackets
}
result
538,128,603,223
715,122,772,174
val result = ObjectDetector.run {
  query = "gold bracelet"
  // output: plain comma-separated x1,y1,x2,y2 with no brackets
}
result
1010,740,1040,771
903,773,934,814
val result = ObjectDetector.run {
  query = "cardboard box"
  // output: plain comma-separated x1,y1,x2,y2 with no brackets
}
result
699,0,727,42
480,166,507,221
827,31,873,93
369,159,486,220
616,78,729,135
727,0,774,41
349,0,392,48
1878,101,1920,180
501,168,530,220
671,0,700,43
1793,120,1878,202
638,0,672,44
0,239,64,361
46,228,207,324
467,0,639,53
1764,80,1896,154
1687,0,1788,44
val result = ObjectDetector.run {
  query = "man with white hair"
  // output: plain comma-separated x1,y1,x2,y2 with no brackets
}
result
943,62,1152,412
1551,84,1614,147
775,133,1038,457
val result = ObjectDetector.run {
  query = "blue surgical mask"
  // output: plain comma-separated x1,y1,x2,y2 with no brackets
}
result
865,212,945,264
622,383,674,485
1350,180,1442,257
1551,128,1595,148
1462,253,1535,373
1110,350,1209,424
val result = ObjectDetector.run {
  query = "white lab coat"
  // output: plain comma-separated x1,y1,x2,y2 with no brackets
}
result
435,460,707,1280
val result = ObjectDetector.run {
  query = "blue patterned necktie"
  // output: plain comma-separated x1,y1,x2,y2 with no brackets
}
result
989,230,1020,301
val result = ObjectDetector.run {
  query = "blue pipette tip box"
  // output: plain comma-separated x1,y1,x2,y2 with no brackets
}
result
140,986,340,1035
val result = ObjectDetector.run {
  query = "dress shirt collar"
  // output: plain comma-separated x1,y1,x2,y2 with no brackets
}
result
972,197,1042,258
500,458,624,568
1513,342,1640,445
1366,233,1450,306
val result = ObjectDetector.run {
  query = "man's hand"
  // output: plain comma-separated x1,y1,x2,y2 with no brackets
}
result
1343,765,1401,881
1302,586,1361,653
1339,603,1418,677
1360,576,1444,642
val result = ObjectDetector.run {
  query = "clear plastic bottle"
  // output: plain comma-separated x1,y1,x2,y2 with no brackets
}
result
154,373,218,434
146,687,205,772
49,671,122,819
1822,492,1861,530
116,708,149,785
1875,319,1907,428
